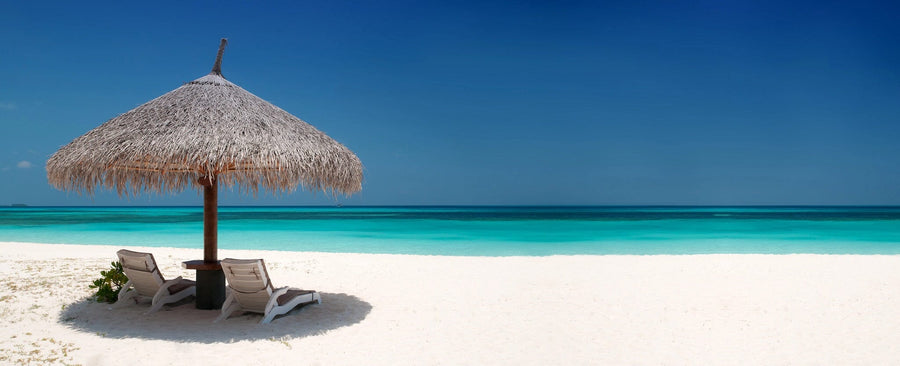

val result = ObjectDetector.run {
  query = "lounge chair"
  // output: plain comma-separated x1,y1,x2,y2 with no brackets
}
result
215,258,322,324
115,249,196,313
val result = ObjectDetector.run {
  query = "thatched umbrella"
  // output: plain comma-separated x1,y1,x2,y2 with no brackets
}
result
47,39,363,308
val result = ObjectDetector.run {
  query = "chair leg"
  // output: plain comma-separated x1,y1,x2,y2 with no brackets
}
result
214,302,241,323
116,280,134,301
260,310,278,324
146,299,167,314
214,292,239,323
113,289,137,308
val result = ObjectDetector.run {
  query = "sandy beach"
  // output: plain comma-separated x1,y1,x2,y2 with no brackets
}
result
1,242,900,365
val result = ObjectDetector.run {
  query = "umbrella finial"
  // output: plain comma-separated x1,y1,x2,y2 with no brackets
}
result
211,38,228,76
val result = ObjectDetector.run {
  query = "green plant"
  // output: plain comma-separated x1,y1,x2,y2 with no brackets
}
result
89,261,128,303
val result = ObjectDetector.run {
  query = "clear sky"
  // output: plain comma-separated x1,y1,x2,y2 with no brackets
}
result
1,0,898,206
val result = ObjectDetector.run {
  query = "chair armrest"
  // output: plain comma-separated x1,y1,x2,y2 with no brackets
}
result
152,276,184,304
265,286,291,314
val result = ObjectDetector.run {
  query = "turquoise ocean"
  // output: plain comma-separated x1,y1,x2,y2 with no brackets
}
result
1,206,899,256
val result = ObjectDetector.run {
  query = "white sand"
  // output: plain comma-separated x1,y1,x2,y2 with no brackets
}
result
1,242,900,365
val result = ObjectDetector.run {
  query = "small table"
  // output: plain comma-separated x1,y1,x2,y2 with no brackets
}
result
182,260,226,310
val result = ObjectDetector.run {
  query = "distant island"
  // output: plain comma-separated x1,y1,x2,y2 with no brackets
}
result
10,204,28,207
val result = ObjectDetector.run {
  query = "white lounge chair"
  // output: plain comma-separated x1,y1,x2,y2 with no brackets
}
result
115,249,196,313
216,258,321,324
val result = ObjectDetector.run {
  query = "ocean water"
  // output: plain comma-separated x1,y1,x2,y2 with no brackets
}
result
0,206,899,256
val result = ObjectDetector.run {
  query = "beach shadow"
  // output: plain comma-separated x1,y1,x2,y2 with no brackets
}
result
58,292,371,343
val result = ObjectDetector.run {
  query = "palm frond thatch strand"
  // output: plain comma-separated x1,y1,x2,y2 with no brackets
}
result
47,41,363,197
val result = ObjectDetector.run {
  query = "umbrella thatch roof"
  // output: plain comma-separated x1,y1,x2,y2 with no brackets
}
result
47,40,363,197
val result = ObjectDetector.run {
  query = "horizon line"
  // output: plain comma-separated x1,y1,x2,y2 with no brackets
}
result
4,204,900,208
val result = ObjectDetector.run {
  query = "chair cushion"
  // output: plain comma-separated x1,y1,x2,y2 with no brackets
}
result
276,289,316,306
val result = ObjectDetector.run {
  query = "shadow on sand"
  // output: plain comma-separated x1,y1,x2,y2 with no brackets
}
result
58,292,371,343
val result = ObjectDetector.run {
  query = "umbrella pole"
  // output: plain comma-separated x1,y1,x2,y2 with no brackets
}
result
204,178,218,262
194,176,225,309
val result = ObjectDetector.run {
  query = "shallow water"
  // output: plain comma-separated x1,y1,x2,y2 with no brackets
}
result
1,206,899,255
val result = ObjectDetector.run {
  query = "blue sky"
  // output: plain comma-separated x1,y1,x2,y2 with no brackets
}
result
1,0,899,206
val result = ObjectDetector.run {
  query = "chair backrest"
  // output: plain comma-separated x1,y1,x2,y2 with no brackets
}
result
221,258,275,312
117,249,165,297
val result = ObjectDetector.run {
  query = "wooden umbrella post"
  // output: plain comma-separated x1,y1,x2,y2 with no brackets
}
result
183,175,226,309
203,177,218,262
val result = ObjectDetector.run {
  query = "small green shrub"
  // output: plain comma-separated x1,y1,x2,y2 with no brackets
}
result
89,261,128,303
